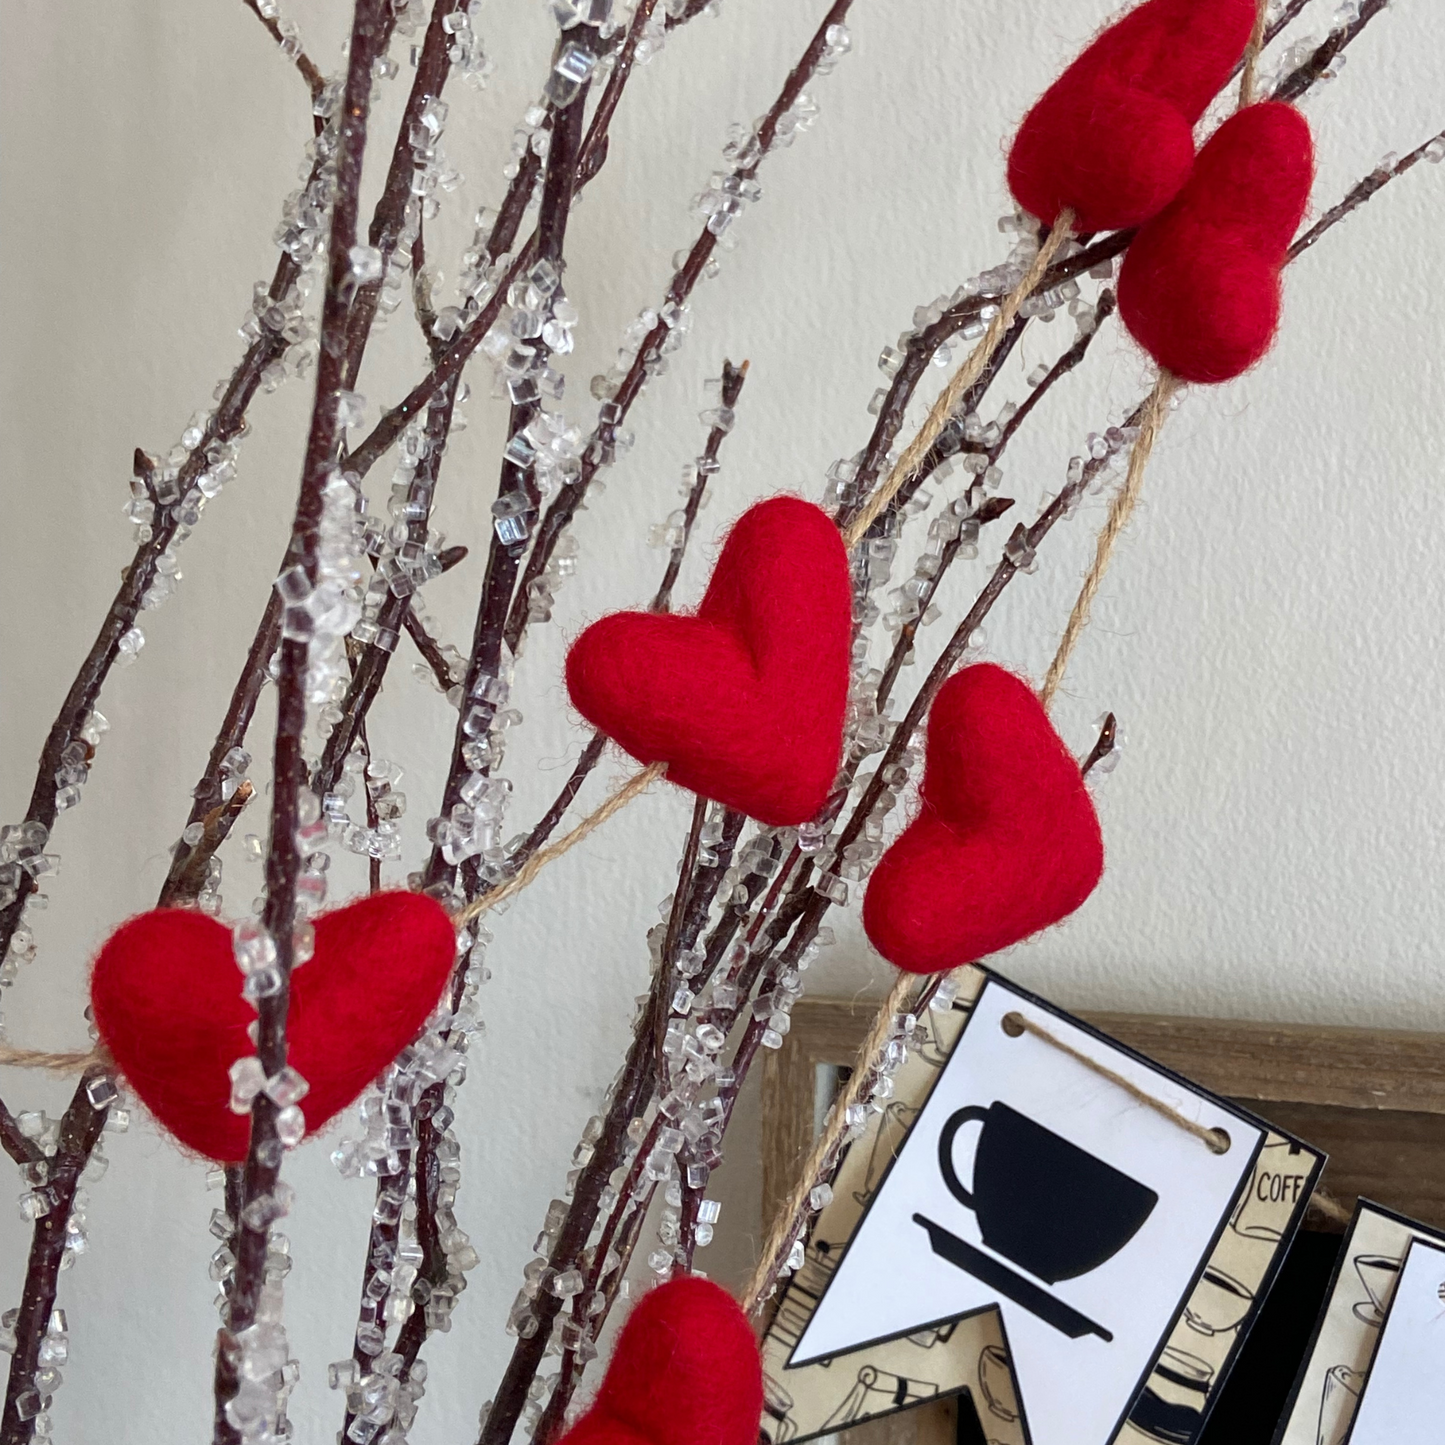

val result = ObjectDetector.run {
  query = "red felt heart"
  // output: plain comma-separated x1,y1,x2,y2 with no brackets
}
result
1119,102,1314,384
863,665,1104,974
556,1277,762,1445
1008,0,1258,233
89,891,456,1163
565,496,852,827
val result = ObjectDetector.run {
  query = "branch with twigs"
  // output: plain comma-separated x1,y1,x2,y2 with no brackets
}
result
0,0,1437,1440
213,6,392,1441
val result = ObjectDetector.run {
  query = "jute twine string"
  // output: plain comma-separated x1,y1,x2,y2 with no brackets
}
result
842,210,1076,550
741,967,921,1311
451,760,666,930
0,1042,108,1073
1037,370,1179,710
1240,0,1270,111
999,1010,1231,1153
1037,0,1265,713
0,766,669,1073
744,378,1179,1306
1308,1187,1354,1226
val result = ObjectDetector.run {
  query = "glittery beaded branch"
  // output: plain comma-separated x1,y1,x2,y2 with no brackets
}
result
0,3,1440,1445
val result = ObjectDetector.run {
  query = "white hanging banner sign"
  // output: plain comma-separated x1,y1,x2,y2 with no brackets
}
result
760,971,1324,1445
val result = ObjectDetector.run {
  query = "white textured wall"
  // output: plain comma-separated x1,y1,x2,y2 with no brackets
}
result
2,0,1443,1441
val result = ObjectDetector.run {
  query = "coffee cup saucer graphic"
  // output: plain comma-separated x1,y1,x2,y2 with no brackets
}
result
914,1100,1159,1343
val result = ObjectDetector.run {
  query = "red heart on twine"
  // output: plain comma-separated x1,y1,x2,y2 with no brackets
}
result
557,1277,763,1445
89,891,456,1163
1008,0,1258,233
863,665,1104,974
565,496,852,827
1119,101,1314,383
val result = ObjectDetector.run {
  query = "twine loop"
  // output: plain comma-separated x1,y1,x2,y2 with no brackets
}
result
1000,1011,1231,1154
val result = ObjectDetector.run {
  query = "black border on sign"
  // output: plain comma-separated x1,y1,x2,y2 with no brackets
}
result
776,969,1312,1445
1268,1198,1445,1445
1340,1234,1445,1445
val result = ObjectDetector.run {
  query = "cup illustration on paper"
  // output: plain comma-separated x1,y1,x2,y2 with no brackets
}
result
1315,1364,1364,1445
760,1372,798,1445
1127,1344,1214,1444
1351,1253,1402,1326
1182,1265,1253,1336
976,1344,1020,1423
913,1101,1158,1343
820,1365,939,1430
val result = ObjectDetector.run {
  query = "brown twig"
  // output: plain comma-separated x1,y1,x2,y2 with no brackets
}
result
478,357,750,898
240,0,327,122
160,593,282,908
476,986,664,1445
422,26,598,895
664,0,715,30
873,494,1016,716
310,400,465,804
650,359,748,612
531,1116,665,1445
870,292,1115,719
0,1102,42,1169
501,0,857,656
577,0,660,186
165,782,256,905
343,255,535,483
655,797,709,1072
1081,712,1117,778
1,1073,108,1444
1259,0,1313,54
867,315,1029,528
214,6,389,1441
1271,0,1390,104
1289,123,1445,261
419,0,724,901
367,10,732,1412
403,606,460,693
341,0,466,389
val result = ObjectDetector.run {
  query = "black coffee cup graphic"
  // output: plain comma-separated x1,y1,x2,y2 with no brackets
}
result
914,1100,1158,1342
937,1101,1158,1282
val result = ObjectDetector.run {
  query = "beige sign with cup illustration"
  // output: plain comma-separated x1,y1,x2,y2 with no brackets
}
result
1273,1201,1445,1445
759,970,1323,1445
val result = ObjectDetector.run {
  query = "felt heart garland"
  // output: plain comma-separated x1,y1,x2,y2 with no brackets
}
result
89,890,456,1163
555,1277,763,1445
1008,0,1258,233
863,665,1104,974
1119,102,1314,383
565,496,852,827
